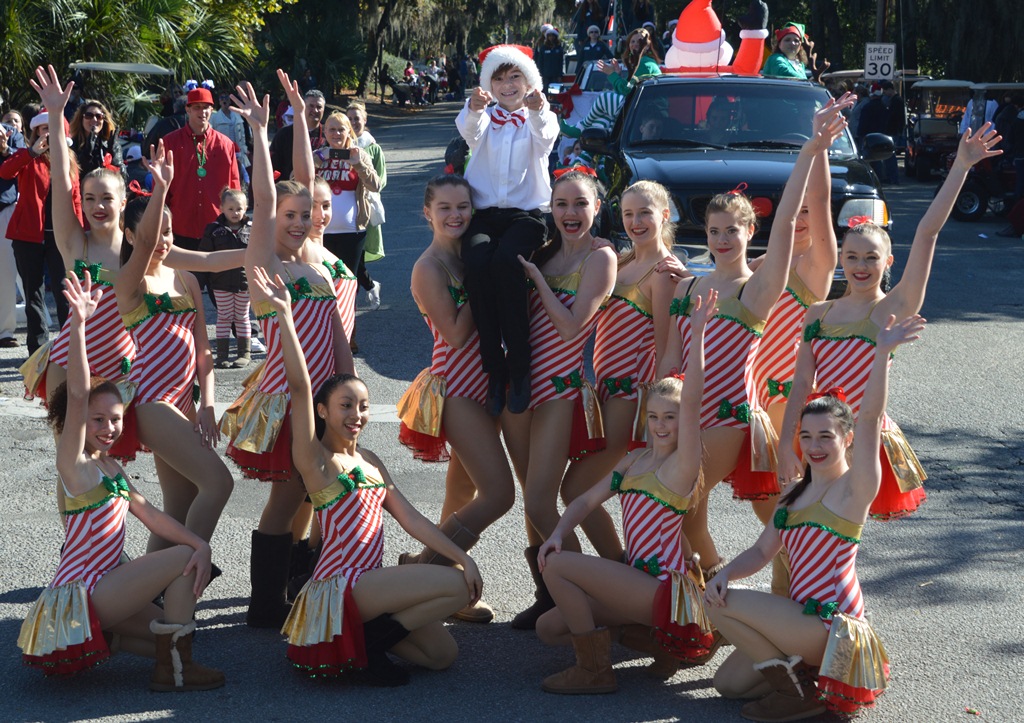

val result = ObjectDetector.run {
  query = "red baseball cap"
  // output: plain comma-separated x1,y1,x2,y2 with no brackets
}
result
186,88,214,106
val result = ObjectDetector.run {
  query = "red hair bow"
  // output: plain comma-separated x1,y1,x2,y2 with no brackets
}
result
128,180,152,197
807,386,847,404
102,153,119,173
847,215,873,228
553,165,598,179
727,182,749,196
668,372,685,382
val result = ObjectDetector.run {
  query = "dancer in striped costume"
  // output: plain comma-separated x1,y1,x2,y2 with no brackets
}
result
396,175,513,625
744,120,844,597
705,315,924,720
19,272,222,690
660,102,850,579
534,290,717,694
26,66,247,525
282,74,358,344
224,76,355,629
559,180,688,564
253,267,481,686
502,170,616,630
779,122,1003,520
111,142,233,555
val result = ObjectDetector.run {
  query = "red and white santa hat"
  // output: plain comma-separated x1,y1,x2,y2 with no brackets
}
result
478,45,543,94
671,0,726,56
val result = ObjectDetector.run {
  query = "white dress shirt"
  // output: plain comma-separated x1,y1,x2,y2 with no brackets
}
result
456,100,560,213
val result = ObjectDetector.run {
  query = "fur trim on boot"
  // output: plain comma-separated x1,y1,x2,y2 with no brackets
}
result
150,620,225,692
741,654,825,722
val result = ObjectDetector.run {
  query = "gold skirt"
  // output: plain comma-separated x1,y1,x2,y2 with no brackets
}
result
282,573,352,646
19,340,53,399
396,368,446,437
220,386,289,454
881,420,927,493
18,582,95,656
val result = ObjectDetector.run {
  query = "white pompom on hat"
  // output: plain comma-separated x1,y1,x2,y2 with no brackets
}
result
478,44,543,94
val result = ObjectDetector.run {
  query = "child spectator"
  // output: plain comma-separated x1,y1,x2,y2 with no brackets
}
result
456,44,560,414
199,187,253,368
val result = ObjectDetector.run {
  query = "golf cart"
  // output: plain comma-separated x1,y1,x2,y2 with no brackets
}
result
905,79,971,181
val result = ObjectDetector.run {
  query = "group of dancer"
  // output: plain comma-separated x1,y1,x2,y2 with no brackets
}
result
14,50,1001,721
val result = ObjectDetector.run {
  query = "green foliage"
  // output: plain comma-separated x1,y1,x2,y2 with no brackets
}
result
0,0,286,123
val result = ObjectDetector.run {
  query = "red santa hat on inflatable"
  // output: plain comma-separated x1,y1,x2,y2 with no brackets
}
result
478,44,543,94
667,0,733,67
665,0,769,72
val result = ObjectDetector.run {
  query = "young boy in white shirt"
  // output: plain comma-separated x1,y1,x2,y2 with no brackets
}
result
456,44,559,414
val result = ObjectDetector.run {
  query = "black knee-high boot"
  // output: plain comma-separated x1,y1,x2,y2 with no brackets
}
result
246,531,293,628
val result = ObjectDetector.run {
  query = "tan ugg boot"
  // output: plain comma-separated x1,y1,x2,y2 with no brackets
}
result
741,654,824,722
150,620,225,692
618,624,679,679
398,514,494,623
541,627,618,695
233,338,251,368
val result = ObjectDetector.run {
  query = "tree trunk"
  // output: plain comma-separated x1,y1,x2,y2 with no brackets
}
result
357,0,398,98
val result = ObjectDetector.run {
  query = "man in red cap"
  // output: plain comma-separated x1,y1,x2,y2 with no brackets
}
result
161,87,240,250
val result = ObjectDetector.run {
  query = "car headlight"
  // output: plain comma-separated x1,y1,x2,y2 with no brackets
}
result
838,199,889,228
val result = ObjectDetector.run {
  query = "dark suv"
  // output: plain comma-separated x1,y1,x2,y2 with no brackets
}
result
581,75,893,263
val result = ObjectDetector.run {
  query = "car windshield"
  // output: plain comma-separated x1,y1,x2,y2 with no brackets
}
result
622,81,856,156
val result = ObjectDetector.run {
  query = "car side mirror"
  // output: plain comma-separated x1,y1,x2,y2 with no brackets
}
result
581,127,614,156
861,133,895,162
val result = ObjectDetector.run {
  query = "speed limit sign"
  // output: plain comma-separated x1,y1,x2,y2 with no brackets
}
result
865,44,896,80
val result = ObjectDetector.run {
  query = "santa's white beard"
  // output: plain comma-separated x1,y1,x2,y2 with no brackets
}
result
665,41,733,69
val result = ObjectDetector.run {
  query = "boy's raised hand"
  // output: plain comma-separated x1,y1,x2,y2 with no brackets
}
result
524,89,545,112
468,86,493,112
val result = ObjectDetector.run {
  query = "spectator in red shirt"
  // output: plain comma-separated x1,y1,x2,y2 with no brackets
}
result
161,87,239,250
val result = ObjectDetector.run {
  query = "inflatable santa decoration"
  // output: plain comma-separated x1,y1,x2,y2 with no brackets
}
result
663,0,769,76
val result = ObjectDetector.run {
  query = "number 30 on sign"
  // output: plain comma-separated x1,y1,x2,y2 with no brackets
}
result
865,44,896,80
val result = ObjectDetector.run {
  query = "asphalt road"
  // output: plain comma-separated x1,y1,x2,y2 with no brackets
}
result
0,101,1021,723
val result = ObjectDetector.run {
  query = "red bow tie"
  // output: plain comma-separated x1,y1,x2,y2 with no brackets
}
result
491,107,526,128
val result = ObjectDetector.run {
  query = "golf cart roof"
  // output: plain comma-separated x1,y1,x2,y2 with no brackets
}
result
912,79,973,89
70,62,174,76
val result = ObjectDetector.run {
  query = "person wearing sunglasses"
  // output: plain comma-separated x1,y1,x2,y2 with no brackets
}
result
580,25,613,65
69,100,123,179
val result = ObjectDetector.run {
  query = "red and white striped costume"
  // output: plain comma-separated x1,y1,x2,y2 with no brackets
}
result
527,261,603,409
20,261,136,401
324,258,357,341
672,280,778,499
805,303,927,518
775,501,889,713
19,472,132,675
398,263,488,462
222,265,338,480
594,265,657,403
672,279,765,429
110,279,198,461
776,502,863,628
282,465,386,677
615,453,716,661
752,270,819,410
614,463,690,581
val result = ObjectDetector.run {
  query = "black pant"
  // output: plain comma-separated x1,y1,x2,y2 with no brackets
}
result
461,207,547,380
356,250,373,291
12,237,69,354
323,231,368,287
